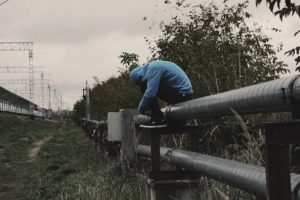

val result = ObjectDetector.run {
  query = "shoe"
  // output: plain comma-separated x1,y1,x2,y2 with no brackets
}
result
140,119,167,128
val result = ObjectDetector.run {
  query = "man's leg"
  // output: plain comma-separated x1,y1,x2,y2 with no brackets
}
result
157,84,192,104
149,99,164,122
140,83,164,123
157,84,192,125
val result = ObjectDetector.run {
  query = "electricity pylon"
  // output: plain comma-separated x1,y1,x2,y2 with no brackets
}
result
0,42,35,114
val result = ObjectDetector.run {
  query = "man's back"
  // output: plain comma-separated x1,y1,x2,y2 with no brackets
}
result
142,60,193,94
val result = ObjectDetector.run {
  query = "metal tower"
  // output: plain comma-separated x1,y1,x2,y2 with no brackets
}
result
28,49,34,113
40,72,45,108
0,66,43,73
48,84,51,110
0,42,35,114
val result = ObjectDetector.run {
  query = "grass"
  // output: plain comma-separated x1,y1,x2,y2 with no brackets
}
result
0,113,145,200
1,112,298,200
0,113,61,199
26,119,146,200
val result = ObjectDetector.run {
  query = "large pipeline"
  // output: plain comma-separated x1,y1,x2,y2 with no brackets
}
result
134,75,300,123
166,74,300,120
137,145,300,199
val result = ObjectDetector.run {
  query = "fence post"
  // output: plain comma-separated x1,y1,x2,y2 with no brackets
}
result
265,122,300,200
120,109,136,177
139,125,200,200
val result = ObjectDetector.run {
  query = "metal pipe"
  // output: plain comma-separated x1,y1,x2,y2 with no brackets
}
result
80,118,107,127
134,75,300,124
164,75,300,120
136,145,300,199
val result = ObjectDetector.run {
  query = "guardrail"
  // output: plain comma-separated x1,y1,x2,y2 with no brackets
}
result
79,75,300,200
79,118,119,156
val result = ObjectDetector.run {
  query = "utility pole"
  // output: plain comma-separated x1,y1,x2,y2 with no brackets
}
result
28,49,34,115
53,88,58,111
60,94,63,119
61,95,63,111
84,81,91,120
48,84,51,110
41,72,45,109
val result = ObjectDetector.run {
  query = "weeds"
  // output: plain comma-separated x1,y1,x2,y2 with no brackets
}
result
1,112,299,200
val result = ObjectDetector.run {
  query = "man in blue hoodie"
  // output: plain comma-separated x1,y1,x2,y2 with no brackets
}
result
130,60,193,126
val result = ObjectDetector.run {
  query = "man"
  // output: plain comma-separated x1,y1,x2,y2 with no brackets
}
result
130,60,193,126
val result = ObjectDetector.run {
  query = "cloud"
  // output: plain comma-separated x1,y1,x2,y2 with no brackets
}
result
0,0,299,108
0,0,161,44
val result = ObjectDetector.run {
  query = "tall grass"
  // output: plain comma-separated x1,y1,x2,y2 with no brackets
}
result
2,112,298,200
54,160,146,200
26,119,146,200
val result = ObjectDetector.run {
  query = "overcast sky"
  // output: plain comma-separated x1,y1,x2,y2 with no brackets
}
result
0,0,299,110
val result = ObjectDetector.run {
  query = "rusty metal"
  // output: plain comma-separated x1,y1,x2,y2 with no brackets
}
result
151,132,161,172
266,144,291,200
265,122,300,144
140,125,201,173
147,177,199,189
136,145,300,199
139,125,201,197
265,122,300,200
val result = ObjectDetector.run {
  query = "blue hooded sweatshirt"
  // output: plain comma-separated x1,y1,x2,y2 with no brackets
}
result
130,60,193,113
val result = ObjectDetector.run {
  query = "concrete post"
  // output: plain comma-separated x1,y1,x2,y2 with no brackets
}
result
120,109,136,177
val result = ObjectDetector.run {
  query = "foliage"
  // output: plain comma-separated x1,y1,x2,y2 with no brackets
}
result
72,1,290,121
89,52,141,120
256,0,300,70
90,74,140,120
72,52,141,121
73,99,85,122
256,0,300,19
151,1,289,98
119,52,140,72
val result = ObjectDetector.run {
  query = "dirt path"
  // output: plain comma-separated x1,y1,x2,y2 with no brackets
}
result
27,136,53,162
27,121,64,162
0,115,71,200
2,136,54,199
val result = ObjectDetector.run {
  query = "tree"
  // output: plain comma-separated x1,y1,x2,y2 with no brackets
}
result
256,0,300,71
73,98,85,123
119,52,140,71
256,0,300,19
73,1,291,121
150,1,289,98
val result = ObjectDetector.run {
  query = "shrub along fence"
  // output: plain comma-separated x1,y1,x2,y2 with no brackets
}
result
80,74,300,200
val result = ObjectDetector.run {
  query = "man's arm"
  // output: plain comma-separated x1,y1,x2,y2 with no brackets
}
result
138,71,162,113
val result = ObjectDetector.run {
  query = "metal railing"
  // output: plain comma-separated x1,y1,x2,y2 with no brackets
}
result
79,74,300,200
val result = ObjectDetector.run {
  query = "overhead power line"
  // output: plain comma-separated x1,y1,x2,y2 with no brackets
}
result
0,0,9,7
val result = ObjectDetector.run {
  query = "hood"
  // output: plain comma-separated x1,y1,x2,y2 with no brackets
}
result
129,65,146,85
